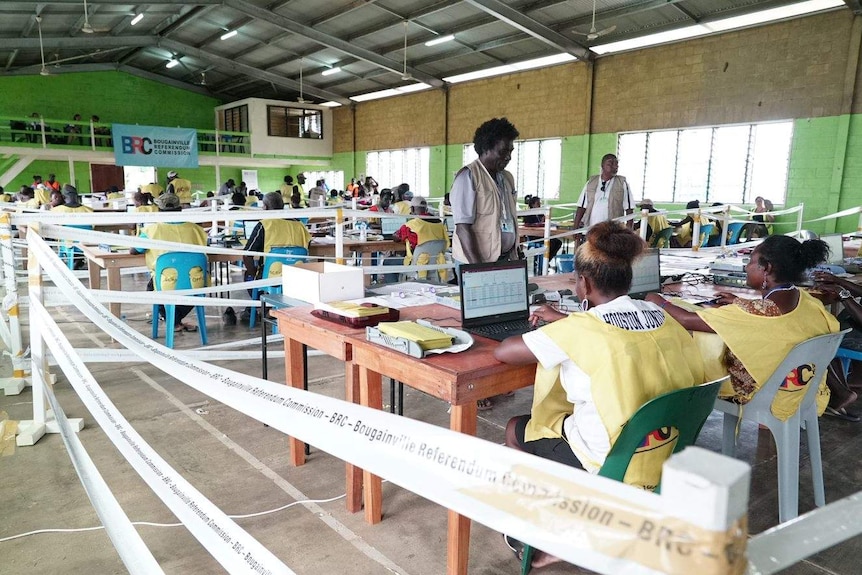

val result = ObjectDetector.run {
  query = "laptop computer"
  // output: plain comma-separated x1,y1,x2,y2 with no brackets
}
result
459,260,533,341
381,216,408,238
820,233,844,265
628,248,662,299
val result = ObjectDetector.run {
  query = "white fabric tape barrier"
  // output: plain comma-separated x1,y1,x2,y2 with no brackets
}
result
38,365,165,575
61,348,283,364
31,298,292,575
30,229,748,575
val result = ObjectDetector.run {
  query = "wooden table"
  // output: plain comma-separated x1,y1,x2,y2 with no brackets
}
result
272,306,366,513
345,304,537,575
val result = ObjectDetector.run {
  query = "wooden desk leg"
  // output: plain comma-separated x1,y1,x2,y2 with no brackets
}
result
359,365,383,524
345,361,363,513
448,401,477,575
285,338,306,466
106,266,122,318
87,261,101,290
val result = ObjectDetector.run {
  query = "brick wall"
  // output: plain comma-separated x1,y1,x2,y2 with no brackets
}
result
355,90,445,151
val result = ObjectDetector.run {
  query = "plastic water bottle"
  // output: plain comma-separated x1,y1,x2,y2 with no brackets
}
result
357,220,368,242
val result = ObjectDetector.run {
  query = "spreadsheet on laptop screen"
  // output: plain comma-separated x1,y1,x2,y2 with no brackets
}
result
821,233,844,264
381,217,407,236
628,249,661,297
461,264,528,320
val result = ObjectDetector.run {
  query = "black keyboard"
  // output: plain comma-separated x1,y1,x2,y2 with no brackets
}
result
467,319,535,341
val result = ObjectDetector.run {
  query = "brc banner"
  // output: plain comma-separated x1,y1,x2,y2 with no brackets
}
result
112,124,199,168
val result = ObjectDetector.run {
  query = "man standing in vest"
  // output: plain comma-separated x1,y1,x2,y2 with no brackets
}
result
450,117,520,265
166,170,193,207
573,154,634,231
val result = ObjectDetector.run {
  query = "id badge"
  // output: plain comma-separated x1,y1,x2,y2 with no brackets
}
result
501,218,513,233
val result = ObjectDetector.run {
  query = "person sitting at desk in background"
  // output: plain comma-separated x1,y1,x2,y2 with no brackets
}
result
747,196,775,239
393,196,450,282
0,186,11,203
671,200,709,248
495,222,705,569
32,175,51,208
647,235,838,418
811,271,862,421
392,184,413,215
48,189,64,209
288,191,304,209
52,185,93,214
229,191,246,210
231,192,311,325
573,153,635,233
133,191,159,212
367,189,394,225
361,175,379,196
218,179,236,197
327,189,341,205
17,186,38,209
166,171,193,207
346,178,359,197
132,193,207,333
523,195,562,263
140,182,163,203
46,174,61,193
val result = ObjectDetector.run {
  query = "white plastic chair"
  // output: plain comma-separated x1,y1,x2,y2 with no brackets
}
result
713,329,849,523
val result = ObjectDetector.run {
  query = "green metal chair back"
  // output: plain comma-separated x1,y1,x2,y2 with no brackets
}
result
519,377,726,575
650,226,674,249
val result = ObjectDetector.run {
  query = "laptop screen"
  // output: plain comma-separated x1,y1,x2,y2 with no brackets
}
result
381,216,407,237
821,233,844,264
459,260,529,325
628,249,662,298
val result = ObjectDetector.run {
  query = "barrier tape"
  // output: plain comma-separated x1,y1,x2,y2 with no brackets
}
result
68,348,282,363
29,227,746,575
36,359,165,575
29,294,292,575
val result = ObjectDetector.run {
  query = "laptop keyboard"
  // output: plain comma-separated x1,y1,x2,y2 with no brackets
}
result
468,319,535,341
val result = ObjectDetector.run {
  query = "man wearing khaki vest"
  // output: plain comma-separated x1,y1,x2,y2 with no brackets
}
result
573,153,634,231
450,117,520,265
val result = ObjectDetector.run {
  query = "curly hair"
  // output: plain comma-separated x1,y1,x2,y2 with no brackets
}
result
575,221,647,294
755,235,829,283
473,117,519,156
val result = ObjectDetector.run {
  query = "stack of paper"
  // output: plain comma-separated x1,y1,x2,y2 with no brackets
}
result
317,301,392,318
377,321,453,351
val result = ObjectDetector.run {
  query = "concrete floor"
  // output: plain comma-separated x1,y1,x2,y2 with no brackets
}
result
2,270,862,574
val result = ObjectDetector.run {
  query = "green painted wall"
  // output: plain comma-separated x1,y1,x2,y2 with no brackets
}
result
786,117,841,235
0,71,220,128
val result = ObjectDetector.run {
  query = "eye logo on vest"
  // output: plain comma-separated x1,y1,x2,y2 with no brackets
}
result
634,426,679,453
780,363,816,393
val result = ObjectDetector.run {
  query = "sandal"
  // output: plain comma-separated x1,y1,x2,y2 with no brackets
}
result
477,398,493,411
181,323,199,333
503,534,524,561
825,406,861,422
173,324,184,333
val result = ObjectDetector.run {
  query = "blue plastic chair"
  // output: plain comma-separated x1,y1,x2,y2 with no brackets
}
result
725,222,746,245
151,252,209,348
249,246,308,330
697,223,715,248
836,346,862,379
57,224,94,269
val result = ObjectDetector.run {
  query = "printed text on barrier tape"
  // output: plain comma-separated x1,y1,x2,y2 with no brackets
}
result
30,228,745,575
29,297,292,575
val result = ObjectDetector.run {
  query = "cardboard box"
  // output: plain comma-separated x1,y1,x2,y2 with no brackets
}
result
282,262,364,304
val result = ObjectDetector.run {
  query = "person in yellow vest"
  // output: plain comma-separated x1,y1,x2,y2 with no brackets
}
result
0,185,12,203
232,192,310,323
133,191,159,236
132,192,208,333
166,170,193,207
648,235,838,420
140,182,163,202
635,198,672,246
393,196,450,282
672,199,710,247
392,184,413,215
52,185,94,214
495,222,704,569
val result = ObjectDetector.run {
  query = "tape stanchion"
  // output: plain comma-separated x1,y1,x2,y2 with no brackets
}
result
30,227,747,575
38,366,165,575
29,297,293,575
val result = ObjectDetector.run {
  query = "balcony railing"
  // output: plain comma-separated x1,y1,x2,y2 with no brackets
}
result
0,114,251,156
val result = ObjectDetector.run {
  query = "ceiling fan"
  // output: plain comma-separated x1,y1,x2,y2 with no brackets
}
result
573,0,616,41
80,0,111,34
401,21,413,81
297,59,307,103
36,15,48,76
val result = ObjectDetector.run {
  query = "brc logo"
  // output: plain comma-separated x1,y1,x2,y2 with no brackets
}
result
121,136,152,155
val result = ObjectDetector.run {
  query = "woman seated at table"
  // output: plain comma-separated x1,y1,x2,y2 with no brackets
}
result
522,195,562,262
494,222,705,568
647,235,838,418
746,196,775,239
671,200,709,247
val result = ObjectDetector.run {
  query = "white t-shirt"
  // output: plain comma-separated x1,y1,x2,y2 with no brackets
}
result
521,296,666,471
576,176,634,226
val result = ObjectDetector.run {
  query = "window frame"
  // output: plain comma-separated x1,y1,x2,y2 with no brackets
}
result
266,105,324,139
364,147,431,196
462,137,562,200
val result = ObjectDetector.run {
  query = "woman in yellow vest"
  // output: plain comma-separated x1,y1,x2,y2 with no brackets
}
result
393,196,450,282
495,222,704,569
672,199,709,247
648,235,838,420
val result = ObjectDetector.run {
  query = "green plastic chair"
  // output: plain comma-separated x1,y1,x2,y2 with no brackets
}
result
519,377,726,575
649,226,674,249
